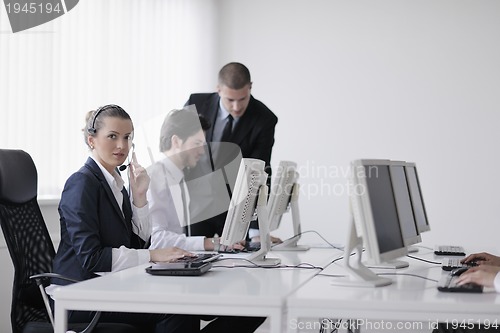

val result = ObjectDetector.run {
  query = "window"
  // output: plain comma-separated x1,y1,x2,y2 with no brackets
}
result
0,0,217,197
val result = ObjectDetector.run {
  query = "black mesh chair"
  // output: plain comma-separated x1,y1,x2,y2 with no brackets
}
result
0,149,145,333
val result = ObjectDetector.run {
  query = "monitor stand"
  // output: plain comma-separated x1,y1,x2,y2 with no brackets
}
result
407,246,419,253
247,185,281,267
331,217,392,287
271,183,310,251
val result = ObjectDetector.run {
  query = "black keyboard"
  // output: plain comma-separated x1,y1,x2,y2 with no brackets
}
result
434,245,466,256
174,253,221,264
437,274,483,293
441,258,477,271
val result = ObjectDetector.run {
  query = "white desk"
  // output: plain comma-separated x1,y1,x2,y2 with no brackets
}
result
53,248,342,333
287,250,500,332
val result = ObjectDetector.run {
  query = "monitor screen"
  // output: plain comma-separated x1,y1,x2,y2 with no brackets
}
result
405,162,430,233
363,163,406,258
220,158,267,247
338,159,408,286
220,158,281,266
268,161,298,231
390,162,421,246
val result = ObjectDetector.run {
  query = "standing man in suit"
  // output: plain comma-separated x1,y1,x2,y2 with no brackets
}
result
185,62,279,240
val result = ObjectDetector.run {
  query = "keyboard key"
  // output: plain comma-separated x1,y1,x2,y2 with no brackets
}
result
441,258,478,271
434,245,466,256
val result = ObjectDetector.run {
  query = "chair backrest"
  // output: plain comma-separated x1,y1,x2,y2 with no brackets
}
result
0,149,55,333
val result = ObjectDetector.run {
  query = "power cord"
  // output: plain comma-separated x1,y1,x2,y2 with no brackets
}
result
406,254,441,265
376,272,439,283
212,258,324,270
272,230,344,250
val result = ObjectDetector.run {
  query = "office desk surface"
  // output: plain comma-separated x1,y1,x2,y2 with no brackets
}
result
287,252,500,332
52,248,342,333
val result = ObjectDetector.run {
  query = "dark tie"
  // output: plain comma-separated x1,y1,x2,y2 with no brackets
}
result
220,115,234,142
121,187,132,223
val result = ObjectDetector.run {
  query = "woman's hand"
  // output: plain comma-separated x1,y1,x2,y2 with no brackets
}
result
149,247,196,263
129,152,150,207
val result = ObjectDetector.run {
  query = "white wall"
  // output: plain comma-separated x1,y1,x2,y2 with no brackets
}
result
215,0,500,251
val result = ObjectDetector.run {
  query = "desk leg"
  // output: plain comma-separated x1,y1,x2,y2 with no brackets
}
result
54,302,68,333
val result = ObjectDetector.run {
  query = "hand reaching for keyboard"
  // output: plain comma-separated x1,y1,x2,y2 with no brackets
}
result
456,265,500,288
462,252,500,267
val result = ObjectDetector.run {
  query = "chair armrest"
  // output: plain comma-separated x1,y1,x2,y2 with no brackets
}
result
30,272,80,284
29,273,102,333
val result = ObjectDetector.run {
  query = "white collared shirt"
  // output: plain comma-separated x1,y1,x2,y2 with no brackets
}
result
147,156,205,251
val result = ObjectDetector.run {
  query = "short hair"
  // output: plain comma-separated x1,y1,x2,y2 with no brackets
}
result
218,62,251,90
83,104,131,148
159,108,210,152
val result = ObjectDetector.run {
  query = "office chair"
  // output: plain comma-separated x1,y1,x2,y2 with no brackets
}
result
0,149,145,333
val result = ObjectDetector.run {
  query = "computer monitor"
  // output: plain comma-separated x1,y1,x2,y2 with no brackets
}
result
405,162,430,233
386,161,423,256
267,161,309,251
336,159,408,287
220,158,281,266
390,161,422,247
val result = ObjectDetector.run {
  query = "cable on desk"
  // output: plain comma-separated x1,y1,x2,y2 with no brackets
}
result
414,245,434,251
272,230,344,250
327,248,366,266
316,272,347,278
212,258,324,270
377,272,439,283
406,254,441,265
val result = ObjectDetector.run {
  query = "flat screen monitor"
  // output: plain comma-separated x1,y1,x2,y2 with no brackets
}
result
405,162,430,233
390,161,422,247
220,158,280,266
268,161,298,231
337,159,407,287
267,161,309,251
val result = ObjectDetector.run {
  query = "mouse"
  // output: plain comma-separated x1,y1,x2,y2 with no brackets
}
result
451,267,469,276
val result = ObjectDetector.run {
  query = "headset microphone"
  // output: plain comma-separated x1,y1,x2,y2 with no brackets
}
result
119,143,135,172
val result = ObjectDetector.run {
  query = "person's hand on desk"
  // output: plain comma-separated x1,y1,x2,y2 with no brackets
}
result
462,252,500,267
456,265,500,288
149,247,195,262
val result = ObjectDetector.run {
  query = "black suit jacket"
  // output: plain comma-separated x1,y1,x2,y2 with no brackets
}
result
53,158,141,284
185,93,278,236
186,92,277,175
